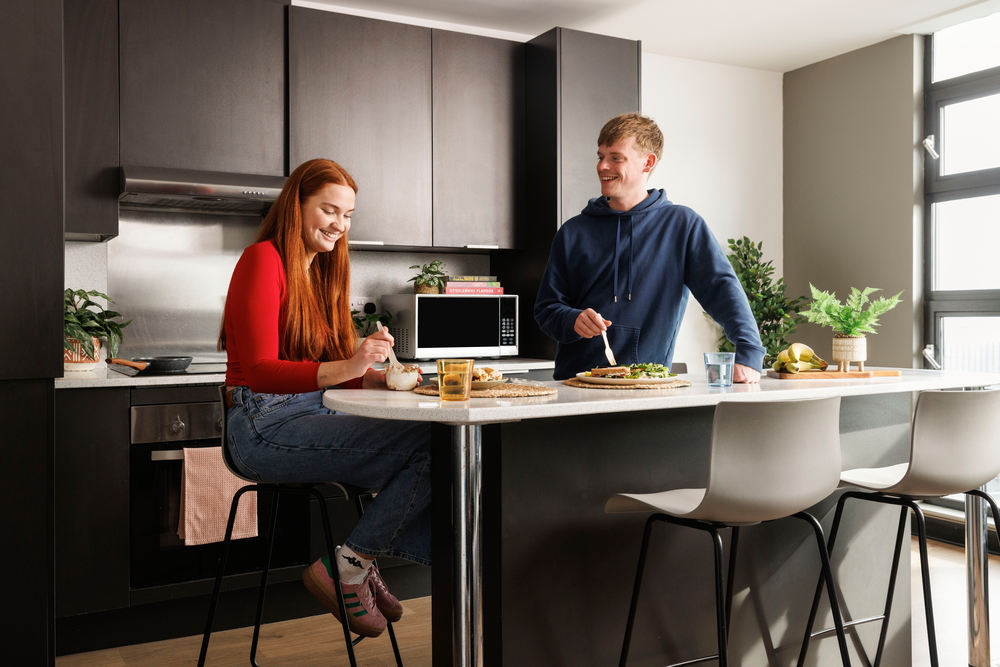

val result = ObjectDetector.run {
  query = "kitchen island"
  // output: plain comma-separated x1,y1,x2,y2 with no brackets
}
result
324,369,1000,667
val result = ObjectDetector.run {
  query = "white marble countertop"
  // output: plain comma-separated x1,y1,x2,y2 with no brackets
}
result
54,357,554,389
322,368,1000,424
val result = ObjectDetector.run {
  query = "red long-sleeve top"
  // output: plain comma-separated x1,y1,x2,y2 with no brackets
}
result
224,241,363,393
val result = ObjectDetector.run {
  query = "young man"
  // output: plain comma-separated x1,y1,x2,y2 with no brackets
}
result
534,113,765,382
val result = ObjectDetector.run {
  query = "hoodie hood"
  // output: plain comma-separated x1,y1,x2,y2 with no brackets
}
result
580,189,673,303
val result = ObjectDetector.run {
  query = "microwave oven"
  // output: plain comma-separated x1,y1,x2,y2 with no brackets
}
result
380,294,518,360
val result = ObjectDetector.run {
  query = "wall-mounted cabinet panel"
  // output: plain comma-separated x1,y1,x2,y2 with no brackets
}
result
432,30,524,250
290,8,432,247
65,0,120,241
119,0,285,176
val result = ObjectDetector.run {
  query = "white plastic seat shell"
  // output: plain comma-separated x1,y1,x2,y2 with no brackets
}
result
840,389,1000,499
606,396,842,525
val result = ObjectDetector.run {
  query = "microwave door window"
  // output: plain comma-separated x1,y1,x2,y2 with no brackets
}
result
418,297,499,348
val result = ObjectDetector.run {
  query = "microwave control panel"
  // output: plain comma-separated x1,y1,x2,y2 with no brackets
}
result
500,296,516,347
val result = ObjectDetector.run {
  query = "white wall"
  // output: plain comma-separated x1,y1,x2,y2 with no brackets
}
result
642,53,784,369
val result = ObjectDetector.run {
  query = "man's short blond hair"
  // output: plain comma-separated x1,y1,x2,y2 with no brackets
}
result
597,113,663,164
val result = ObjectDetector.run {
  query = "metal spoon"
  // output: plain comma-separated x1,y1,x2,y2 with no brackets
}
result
375,321,399,367
600,326,617,366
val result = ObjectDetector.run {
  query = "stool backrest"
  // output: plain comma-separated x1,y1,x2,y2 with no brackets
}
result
891,388,1000,498
689,396,842,524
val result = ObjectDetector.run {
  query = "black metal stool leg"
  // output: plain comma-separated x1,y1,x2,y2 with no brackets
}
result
355,493,405,667
793,511,852,667
872,506,908,667
797,491,853,667
909,501,939,667
249,491,281,667
619,513,659,667
709,526,729,667
198,485,255,667
309,487,360,667
725,526,740,632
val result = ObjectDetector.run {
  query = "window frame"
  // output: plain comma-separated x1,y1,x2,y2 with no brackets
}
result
923,35,1000,368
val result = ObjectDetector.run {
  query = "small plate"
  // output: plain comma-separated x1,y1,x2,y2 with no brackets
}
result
471,379,508,390
576,372,677,385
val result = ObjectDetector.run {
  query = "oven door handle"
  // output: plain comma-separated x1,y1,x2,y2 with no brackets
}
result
151,450,185,461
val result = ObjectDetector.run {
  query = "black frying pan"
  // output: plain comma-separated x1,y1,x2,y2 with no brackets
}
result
107,356,193,375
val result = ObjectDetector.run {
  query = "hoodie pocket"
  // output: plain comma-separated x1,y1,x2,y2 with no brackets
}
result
606,325,640,366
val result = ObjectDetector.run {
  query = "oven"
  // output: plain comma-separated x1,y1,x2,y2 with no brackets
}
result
128,386,310,595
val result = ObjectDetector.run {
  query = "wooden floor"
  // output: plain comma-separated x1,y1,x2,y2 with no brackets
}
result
57,539,1000,666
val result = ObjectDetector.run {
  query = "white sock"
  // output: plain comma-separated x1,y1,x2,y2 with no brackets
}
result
336,545,374,585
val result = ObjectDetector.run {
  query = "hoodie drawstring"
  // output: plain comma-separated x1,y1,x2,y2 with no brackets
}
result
613,215,634,303
614,217,621,303
628,216,633,301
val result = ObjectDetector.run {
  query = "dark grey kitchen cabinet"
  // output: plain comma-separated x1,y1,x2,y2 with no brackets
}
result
119,0,285,176
65,0,120,241
492,28,640,359
289,8,432,247
55,387,131,617
432,30,525,250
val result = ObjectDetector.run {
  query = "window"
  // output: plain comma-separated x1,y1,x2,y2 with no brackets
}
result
923,13,1000,512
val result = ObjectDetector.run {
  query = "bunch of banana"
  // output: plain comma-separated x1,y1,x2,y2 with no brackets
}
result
772,343,829,374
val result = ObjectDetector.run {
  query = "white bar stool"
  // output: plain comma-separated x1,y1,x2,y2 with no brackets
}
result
798,388,1000,667
606,396,852,667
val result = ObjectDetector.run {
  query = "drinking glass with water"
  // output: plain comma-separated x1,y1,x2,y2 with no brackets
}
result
704,352,735,387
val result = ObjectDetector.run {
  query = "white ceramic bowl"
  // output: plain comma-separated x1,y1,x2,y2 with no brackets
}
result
386,365,420,391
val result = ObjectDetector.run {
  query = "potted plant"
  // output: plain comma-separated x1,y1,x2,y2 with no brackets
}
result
408,260,447,294
352,308,393,337
64,289,131,372
801,284,902,372
708,237,806,367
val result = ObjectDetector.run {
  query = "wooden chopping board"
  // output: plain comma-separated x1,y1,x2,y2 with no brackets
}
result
766,369,902,380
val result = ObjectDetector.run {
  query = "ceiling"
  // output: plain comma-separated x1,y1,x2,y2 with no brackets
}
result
297,0,1000,72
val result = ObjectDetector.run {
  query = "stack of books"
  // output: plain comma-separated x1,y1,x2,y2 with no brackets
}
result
443,275,503,295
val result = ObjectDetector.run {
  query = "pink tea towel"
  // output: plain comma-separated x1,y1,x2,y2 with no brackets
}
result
178,446,258,545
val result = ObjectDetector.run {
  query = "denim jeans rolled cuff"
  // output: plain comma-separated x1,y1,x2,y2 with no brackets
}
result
224,385,432,566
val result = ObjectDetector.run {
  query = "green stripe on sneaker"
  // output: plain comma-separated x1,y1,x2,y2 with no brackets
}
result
345,601,361,608
352,610,368,617
343,592,358,599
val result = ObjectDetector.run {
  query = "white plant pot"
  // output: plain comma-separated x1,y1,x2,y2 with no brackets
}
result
831,335,867,372
64,336,102,372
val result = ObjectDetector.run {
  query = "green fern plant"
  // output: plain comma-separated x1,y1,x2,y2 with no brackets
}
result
801,284,902,336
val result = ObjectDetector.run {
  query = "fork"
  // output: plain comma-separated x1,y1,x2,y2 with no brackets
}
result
600,326,617,366
376,321,399,367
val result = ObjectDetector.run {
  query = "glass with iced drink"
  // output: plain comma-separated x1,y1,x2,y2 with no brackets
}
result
437,359,474,401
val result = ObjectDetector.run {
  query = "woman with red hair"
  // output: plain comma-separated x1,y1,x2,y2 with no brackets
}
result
220,158,429,639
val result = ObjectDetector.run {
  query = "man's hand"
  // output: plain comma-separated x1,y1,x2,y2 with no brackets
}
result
733,363,760,384
574,308,611,338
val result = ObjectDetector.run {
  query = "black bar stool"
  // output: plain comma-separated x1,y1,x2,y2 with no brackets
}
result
197,385,404,667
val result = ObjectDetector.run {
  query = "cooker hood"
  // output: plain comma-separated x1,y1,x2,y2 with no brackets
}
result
119,165,286,215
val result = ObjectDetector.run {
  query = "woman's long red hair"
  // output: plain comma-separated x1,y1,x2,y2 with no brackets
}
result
219,158,358,362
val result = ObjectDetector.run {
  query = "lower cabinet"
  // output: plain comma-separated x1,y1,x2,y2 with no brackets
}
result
55,387,131,617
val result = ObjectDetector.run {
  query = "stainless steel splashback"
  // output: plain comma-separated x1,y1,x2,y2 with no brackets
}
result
107,209,261,361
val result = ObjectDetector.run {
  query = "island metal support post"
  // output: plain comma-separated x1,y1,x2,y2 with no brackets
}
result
967,487,991,666
452,424,484,667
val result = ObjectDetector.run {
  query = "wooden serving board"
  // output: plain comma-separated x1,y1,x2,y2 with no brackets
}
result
766,369,902,380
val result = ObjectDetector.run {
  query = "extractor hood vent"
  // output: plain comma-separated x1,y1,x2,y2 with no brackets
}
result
119,165,286,215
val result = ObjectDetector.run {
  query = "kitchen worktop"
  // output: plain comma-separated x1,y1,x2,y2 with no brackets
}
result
54,357,555,389
322,368,1000,422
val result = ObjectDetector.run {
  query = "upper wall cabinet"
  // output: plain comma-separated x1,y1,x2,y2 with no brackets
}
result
431,30,525,250
119,0,285,176
65,0,119,241
290,8,433,248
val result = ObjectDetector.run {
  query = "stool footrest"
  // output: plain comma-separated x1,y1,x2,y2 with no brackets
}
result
664,654,719,667
809,613,884,639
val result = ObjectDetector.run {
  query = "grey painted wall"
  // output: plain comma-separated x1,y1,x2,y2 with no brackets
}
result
784,35,924,368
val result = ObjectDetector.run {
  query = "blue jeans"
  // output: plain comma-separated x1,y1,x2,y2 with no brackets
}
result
225,386,432,566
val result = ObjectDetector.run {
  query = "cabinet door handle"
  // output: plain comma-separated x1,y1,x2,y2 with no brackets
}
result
465,244,499,249
151,450,185,461
348,240,384,246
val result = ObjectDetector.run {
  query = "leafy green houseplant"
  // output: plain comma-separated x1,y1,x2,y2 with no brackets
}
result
352,309,393,337
64,289,131,361
801,284,902,371
801,285,903,336
710,237,806,366
408,260,447,294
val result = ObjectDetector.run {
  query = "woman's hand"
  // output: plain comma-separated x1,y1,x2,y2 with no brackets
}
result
350,329,394,377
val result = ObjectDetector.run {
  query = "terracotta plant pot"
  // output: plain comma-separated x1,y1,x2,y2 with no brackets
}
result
414,283,440,294
831,334,867,372
64,336,103,372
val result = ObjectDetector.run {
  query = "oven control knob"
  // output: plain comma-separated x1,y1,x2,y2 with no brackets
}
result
170,417,186,434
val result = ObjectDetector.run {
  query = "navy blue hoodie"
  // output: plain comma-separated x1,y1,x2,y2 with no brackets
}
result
534,189,765,380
